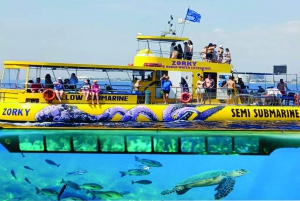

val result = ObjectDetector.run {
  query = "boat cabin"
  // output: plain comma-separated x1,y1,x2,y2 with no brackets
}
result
0,36,232,105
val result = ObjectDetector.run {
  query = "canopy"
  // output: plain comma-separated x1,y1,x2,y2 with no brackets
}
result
136,35,188,42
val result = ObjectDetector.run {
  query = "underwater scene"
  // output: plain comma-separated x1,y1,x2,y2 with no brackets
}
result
0,129,300,200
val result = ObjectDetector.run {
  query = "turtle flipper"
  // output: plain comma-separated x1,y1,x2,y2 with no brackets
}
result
161,186,185,195
214,176,236,200
176,187,191,195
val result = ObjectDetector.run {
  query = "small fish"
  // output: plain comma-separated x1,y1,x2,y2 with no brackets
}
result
87,190,123,200
21,153,25,157
12,197,23,200
11,170,17,179
57,184,67,201
135,164,150,171
24,177,31,184
24,166,34,171
67,170,87,176
45,159,60,167
135,156,162,167
120,191,130,195
60,178,81,190
119,169,150,177
60,196,85,201
81,183,103,191
132,180,152,185
35,187,58,196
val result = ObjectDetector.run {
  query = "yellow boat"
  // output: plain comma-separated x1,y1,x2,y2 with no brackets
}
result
0,34,299,126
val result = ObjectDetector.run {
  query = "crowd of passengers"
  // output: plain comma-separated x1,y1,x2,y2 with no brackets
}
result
170,40,231,64
26,73,112,104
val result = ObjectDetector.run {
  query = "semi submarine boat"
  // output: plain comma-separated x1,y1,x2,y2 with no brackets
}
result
0,34,299,128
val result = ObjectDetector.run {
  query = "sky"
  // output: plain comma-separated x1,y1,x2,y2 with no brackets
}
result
0,0,300,75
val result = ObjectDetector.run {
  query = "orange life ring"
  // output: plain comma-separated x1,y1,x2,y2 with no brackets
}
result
180,92,191,103
43,89,56,102
295,94,300,106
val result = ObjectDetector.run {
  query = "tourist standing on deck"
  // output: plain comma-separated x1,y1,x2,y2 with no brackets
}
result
134,79,142,91
170,42,176,58
223,48,231,64
186,40,193,60
177,44,183,59
183,42,188,59
217,45,224,63
53,78,64,103
222,76,236,104
204,74,215,104
44,74,54,89
277,79,289,95
160,74,173,104
91,80,101,104
69,73,78,90
196,76,205,104
171,46,179,59
201,46,207,62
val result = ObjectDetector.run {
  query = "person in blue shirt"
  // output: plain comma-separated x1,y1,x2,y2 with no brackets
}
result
53,77,64,102
160,74,173,104
69,73,78,89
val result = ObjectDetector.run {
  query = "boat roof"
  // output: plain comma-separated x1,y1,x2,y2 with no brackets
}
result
136,35,188,42
3,61,155,71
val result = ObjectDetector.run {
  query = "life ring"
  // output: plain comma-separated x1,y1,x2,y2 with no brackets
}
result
43,89,56,102
180,92,191,103
295,94,300,106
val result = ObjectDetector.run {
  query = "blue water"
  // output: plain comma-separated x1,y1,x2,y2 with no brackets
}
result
0,130,300,200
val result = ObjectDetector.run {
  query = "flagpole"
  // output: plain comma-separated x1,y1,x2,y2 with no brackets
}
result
180,6,190,37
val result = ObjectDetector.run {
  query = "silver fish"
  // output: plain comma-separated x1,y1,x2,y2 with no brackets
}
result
35,187,58,196
119,169,150,177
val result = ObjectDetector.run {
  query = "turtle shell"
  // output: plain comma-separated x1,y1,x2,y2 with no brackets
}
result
176,170,227,186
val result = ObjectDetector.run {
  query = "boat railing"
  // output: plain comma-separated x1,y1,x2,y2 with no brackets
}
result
140,49,229,64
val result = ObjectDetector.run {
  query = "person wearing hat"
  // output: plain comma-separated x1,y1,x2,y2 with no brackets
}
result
53,77,64,102
91,80,101,104
81,80,91,101
218,45,224,63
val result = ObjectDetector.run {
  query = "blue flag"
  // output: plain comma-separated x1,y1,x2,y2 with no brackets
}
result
185,8,201,23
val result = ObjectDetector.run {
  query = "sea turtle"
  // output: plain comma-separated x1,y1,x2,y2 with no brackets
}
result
161,169,248,200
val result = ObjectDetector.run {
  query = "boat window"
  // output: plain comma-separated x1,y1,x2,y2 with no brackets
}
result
132,70,154,81
207,136,232,154
19,135,44,151
1,68,27,89
154,136,178,152
99,136,125,152
73,135,98,152
126,136,152,152
181,137,205,153
234,137,259,154
2,130,297,155
45,135,71,151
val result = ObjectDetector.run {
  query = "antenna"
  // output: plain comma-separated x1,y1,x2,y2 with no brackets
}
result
161,15,176,37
